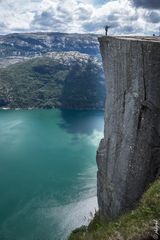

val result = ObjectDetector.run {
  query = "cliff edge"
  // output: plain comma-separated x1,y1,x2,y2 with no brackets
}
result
97,36,160,219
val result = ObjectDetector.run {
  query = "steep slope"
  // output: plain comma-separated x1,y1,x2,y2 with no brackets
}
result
0,51,105,109
97,36,160,219
69,178,160,240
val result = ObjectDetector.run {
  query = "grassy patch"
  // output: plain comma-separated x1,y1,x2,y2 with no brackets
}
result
69,179,160,240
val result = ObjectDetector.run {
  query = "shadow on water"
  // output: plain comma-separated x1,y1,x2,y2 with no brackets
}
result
59,109,104,135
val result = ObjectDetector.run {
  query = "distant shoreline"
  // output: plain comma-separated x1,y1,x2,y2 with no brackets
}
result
0,107,104,111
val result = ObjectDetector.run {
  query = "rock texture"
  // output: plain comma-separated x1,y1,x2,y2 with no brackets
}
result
97,36,160,219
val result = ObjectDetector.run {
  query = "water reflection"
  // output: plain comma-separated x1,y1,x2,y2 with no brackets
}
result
59,109,104,135
0,109,104,240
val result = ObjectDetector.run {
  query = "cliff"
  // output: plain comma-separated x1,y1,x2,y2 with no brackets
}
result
68,36,160,240
97,36,160,219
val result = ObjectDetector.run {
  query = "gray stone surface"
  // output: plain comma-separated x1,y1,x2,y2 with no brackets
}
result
97,36,160,219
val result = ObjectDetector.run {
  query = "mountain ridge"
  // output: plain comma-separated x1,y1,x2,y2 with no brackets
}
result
0,32,101,57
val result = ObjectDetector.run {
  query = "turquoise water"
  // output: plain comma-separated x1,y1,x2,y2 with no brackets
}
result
0,109,104,240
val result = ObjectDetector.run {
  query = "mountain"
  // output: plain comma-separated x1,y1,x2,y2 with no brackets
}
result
0,32,105,109
0,32,100,57
0,51,105,109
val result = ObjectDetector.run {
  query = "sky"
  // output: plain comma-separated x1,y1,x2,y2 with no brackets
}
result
0,0,160,35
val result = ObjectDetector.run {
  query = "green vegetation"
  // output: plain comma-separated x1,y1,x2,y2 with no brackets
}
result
0,56,105,109
69,179,160,240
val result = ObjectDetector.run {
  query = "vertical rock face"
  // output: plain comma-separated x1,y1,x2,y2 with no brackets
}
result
97,36,160,219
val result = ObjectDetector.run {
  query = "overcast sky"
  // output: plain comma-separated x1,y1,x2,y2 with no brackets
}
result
0,0,160,35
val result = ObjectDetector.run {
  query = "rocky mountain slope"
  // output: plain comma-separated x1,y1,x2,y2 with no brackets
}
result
0,32,100,57
0,32,105,109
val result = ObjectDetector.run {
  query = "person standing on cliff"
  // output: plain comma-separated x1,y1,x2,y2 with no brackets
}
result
105,25,110,36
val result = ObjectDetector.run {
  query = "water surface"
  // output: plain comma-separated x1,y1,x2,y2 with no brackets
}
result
0,109,104,240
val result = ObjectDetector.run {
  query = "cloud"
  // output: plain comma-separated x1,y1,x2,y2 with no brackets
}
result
83,0,144,35
0,0,159,35
33,11,57,27
92,0,111,6
146,11,160,23
132,0,160,9
31,9,73,32
0,22,5,28
0,22,6,32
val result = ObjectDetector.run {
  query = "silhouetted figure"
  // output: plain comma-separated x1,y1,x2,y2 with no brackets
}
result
105,25,110,36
